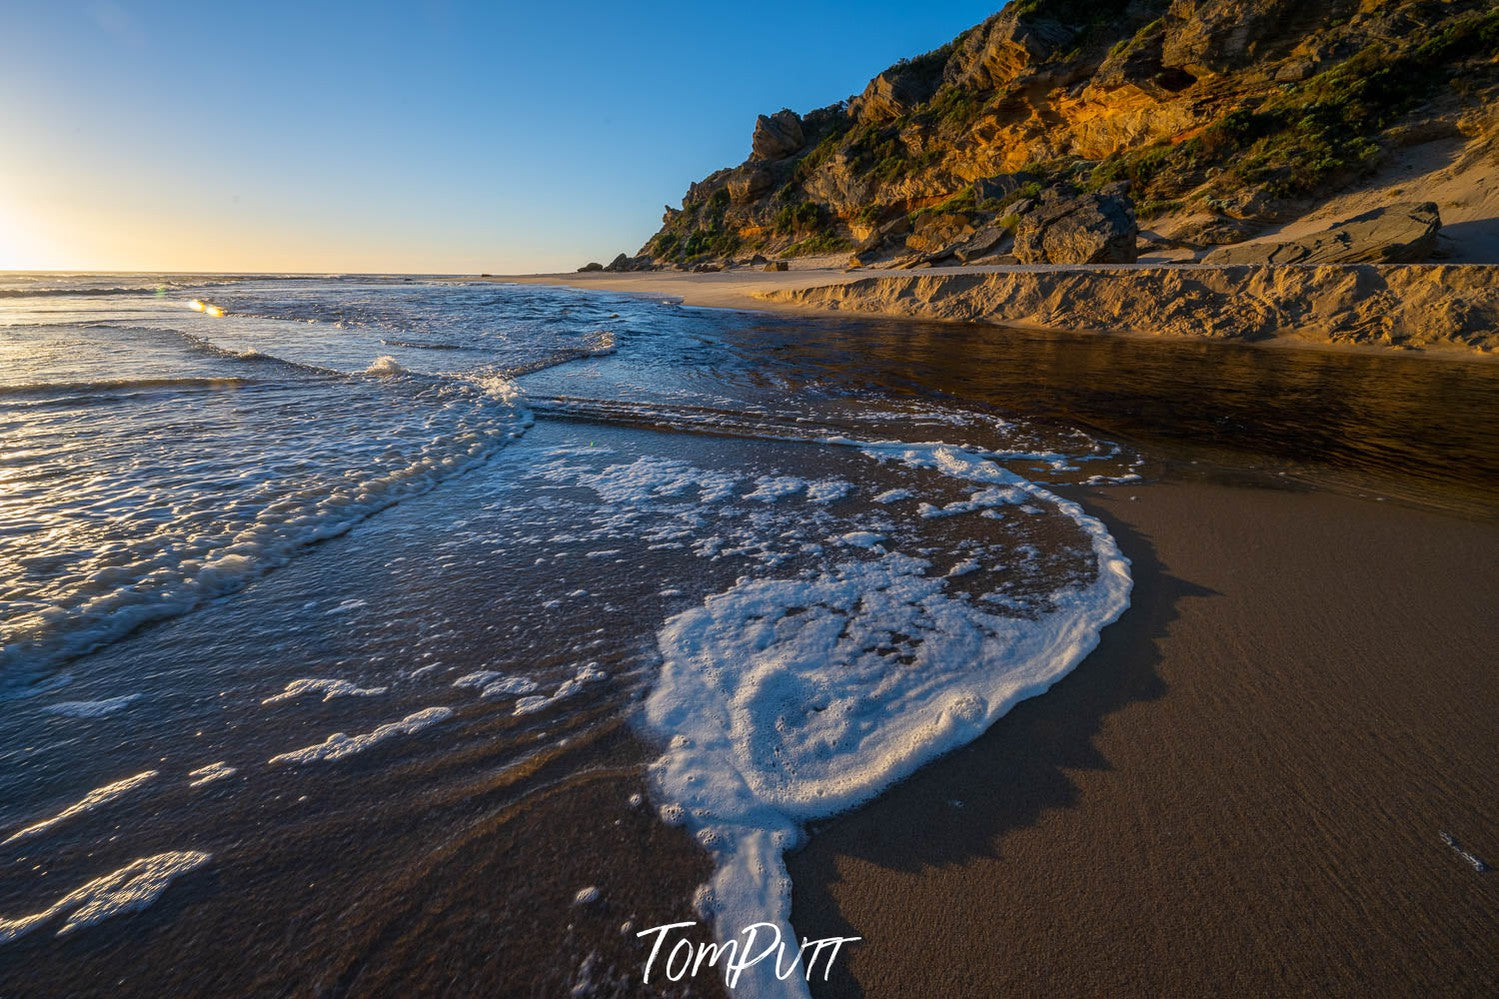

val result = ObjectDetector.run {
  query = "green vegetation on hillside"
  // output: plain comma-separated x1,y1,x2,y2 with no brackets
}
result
635,0,1497,262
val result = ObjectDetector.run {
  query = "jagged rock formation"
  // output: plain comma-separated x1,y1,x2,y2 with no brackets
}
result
1013,186,1139,264
629,0,1498,268
751,111,806,161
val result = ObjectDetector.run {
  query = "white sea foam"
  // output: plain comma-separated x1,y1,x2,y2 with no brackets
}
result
541,456,742,505
452,670,503,689
872,488,915,504
5,771,158,845
452,671,537,698
805,479,853,503
481,677,538,699
269,707,453,765
261,678,388,705
0,851,212,944
512,665,606,717
642,445,1131,998
188,762,237,787
938,486,1026,519
364,355,407,376
948,558,982,577
744,476,806,502
41,694,142,718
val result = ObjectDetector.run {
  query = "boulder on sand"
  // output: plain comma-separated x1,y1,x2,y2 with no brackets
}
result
604,253,654,273
1204,202,1442,265
1013,188,1138,264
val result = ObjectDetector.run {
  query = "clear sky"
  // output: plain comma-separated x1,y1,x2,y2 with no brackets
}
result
0,1,1003,274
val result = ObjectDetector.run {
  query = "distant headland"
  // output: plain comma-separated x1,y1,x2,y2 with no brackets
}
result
560,0,1499,354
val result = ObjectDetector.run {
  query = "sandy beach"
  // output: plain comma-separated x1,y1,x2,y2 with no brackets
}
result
504,259,868,314
788,476,1499,996
509,268,1499,993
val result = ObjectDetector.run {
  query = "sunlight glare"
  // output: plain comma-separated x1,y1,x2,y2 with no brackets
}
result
0,193,60,271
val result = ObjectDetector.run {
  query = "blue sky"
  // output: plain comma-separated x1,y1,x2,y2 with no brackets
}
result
0,1,1002,273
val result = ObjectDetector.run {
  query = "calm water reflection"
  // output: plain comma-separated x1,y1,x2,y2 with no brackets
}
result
722,315,1499,516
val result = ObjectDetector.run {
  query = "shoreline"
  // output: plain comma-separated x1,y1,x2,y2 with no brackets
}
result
489,263,1499,360
790,474,1499,996
2,275,1495,995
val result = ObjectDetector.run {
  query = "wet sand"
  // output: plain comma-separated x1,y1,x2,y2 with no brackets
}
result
789,477,1499,996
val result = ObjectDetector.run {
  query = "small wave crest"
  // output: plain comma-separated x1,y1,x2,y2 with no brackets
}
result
0,376,252,400
364,355,408,376
380,339,464,351
0,286,166,299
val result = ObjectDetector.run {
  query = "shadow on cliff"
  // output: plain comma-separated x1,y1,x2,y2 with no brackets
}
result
786,494,1210,999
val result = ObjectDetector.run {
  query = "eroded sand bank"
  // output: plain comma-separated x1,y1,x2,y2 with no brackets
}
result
500,262,1499,356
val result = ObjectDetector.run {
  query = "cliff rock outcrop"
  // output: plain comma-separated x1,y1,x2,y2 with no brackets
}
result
629,0,1497,268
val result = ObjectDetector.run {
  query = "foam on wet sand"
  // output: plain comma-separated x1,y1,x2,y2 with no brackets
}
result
5,771,159,845
269,707,454,765
0,852,212,944
261,678,389,705
641,444,1131,997
40,694,143,718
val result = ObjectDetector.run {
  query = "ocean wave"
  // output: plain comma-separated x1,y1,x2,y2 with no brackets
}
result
172,331,348,377
0,376,533,690
364,355,408,376
484,330,617,379
0,376,253,399
379,339,464,350
0,286,170,299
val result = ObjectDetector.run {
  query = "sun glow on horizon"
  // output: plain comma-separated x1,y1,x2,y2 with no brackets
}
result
0,191,67,271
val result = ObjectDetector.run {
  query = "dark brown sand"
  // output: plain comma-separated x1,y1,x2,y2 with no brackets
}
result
790,478,1499,997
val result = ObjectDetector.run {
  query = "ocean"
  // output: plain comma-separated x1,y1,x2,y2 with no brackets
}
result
0,273,1494,996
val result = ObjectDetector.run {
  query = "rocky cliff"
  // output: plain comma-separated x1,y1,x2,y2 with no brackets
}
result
622,0,1498,270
